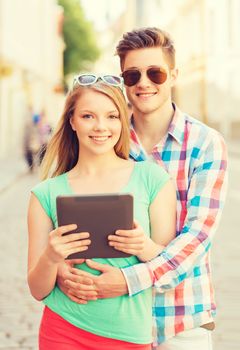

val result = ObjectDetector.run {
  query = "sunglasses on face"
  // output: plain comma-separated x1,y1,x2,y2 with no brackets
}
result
121,67,168,87
72,74,123,90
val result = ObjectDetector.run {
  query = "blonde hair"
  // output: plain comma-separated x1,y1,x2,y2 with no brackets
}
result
40,82,130,180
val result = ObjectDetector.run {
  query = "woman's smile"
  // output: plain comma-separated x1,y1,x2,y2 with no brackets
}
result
89,135,111,143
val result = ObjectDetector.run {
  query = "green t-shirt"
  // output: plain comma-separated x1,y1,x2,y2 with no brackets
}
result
32,160,169,344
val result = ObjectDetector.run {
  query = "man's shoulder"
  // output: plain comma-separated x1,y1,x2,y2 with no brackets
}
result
180,110,225,146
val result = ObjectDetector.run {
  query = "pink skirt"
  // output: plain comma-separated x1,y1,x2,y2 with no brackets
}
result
39,306,152,350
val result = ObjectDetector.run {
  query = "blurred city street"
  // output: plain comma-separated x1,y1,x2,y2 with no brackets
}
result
0,149,239,350
0,171,42,350
1,0,240,349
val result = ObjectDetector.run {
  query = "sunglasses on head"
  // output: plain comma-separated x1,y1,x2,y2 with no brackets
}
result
72,74,123,90
121,67,168,87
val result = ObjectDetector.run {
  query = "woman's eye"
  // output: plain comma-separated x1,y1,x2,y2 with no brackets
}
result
82,114,93,119
109,115,120,119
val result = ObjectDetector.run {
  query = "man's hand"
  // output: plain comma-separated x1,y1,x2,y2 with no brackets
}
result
57,259,129,303
81,259,129,298
57,259,97,304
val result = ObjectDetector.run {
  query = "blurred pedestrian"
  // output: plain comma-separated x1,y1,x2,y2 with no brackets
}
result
23,109,41,172
38,110,52,164
27,74,176,349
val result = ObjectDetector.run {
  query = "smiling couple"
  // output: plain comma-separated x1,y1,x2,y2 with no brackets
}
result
27,27,228,350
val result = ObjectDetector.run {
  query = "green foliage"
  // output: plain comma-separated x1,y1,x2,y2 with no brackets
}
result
58,0,100,77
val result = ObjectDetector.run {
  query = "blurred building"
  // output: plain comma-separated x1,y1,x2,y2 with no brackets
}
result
157,0,240,139
91,0,240,139
0,0,65,159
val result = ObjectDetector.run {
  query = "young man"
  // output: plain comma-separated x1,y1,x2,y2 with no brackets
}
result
57,28,228,349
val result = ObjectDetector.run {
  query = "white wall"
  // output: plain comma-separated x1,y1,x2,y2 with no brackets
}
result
0,0,64,158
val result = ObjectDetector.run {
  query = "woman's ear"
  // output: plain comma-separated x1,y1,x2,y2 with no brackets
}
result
69,116,76,131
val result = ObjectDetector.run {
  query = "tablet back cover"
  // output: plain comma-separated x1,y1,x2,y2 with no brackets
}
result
56,194,133,259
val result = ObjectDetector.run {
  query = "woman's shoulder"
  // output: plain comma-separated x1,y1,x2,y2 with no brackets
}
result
31,173,66,194
131,161,170,202
134,160,168,177
130,161,169,188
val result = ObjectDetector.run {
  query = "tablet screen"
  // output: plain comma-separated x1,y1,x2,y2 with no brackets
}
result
56,193,133,259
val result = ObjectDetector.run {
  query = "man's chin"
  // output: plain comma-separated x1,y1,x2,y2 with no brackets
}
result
133,105,157,116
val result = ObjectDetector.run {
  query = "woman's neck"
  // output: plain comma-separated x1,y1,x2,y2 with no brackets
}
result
69,152,127,178
67,151,133,194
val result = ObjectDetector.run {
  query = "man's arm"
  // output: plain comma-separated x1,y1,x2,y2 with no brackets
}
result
57,259,128,302
123,132,228,295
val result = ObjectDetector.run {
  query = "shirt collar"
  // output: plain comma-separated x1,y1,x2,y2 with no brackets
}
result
130,103,186,154
130,103,186,161
129,126,147,161
168,102,185,145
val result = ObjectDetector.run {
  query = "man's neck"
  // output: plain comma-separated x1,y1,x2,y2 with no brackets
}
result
132,101,175,154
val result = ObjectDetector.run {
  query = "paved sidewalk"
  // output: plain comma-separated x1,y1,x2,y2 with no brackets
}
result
0,155,28,194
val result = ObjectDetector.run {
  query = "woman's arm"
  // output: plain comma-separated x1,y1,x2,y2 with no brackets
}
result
27,194,91,301
137,180,176,261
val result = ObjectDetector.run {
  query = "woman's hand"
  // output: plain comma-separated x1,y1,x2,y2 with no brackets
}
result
108,220,164,261
108,221,146,256
45,224,91,263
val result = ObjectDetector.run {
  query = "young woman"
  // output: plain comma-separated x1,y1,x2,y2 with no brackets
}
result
27,74,176,350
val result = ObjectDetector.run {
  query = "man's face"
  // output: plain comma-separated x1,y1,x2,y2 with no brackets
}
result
122,47,177,117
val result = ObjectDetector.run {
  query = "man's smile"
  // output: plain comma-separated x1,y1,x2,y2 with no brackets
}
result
136,92,157,98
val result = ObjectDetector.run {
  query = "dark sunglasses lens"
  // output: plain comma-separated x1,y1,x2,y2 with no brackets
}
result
103,75,121,85
122,70,141,86
147,68,167,84
78,75,96,85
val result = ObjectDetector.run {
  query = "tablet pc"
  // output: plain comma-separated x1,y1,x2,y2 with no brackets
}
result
56,193,133,259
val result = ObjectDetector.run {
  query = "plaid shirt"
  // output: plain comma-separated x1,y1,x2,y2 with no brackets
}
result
122,104,228,344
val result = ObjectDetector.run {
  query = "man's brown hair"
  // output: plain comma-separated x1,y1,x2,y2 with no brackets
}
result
116,27,176,71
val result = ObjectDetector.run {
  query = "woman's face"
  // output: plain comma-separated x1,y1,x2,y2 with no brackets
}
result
70,89,122,157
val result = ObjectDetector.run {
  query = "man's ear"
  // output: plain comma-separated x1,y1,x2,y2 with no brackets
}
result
170,68,178,87
69,117,76,131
